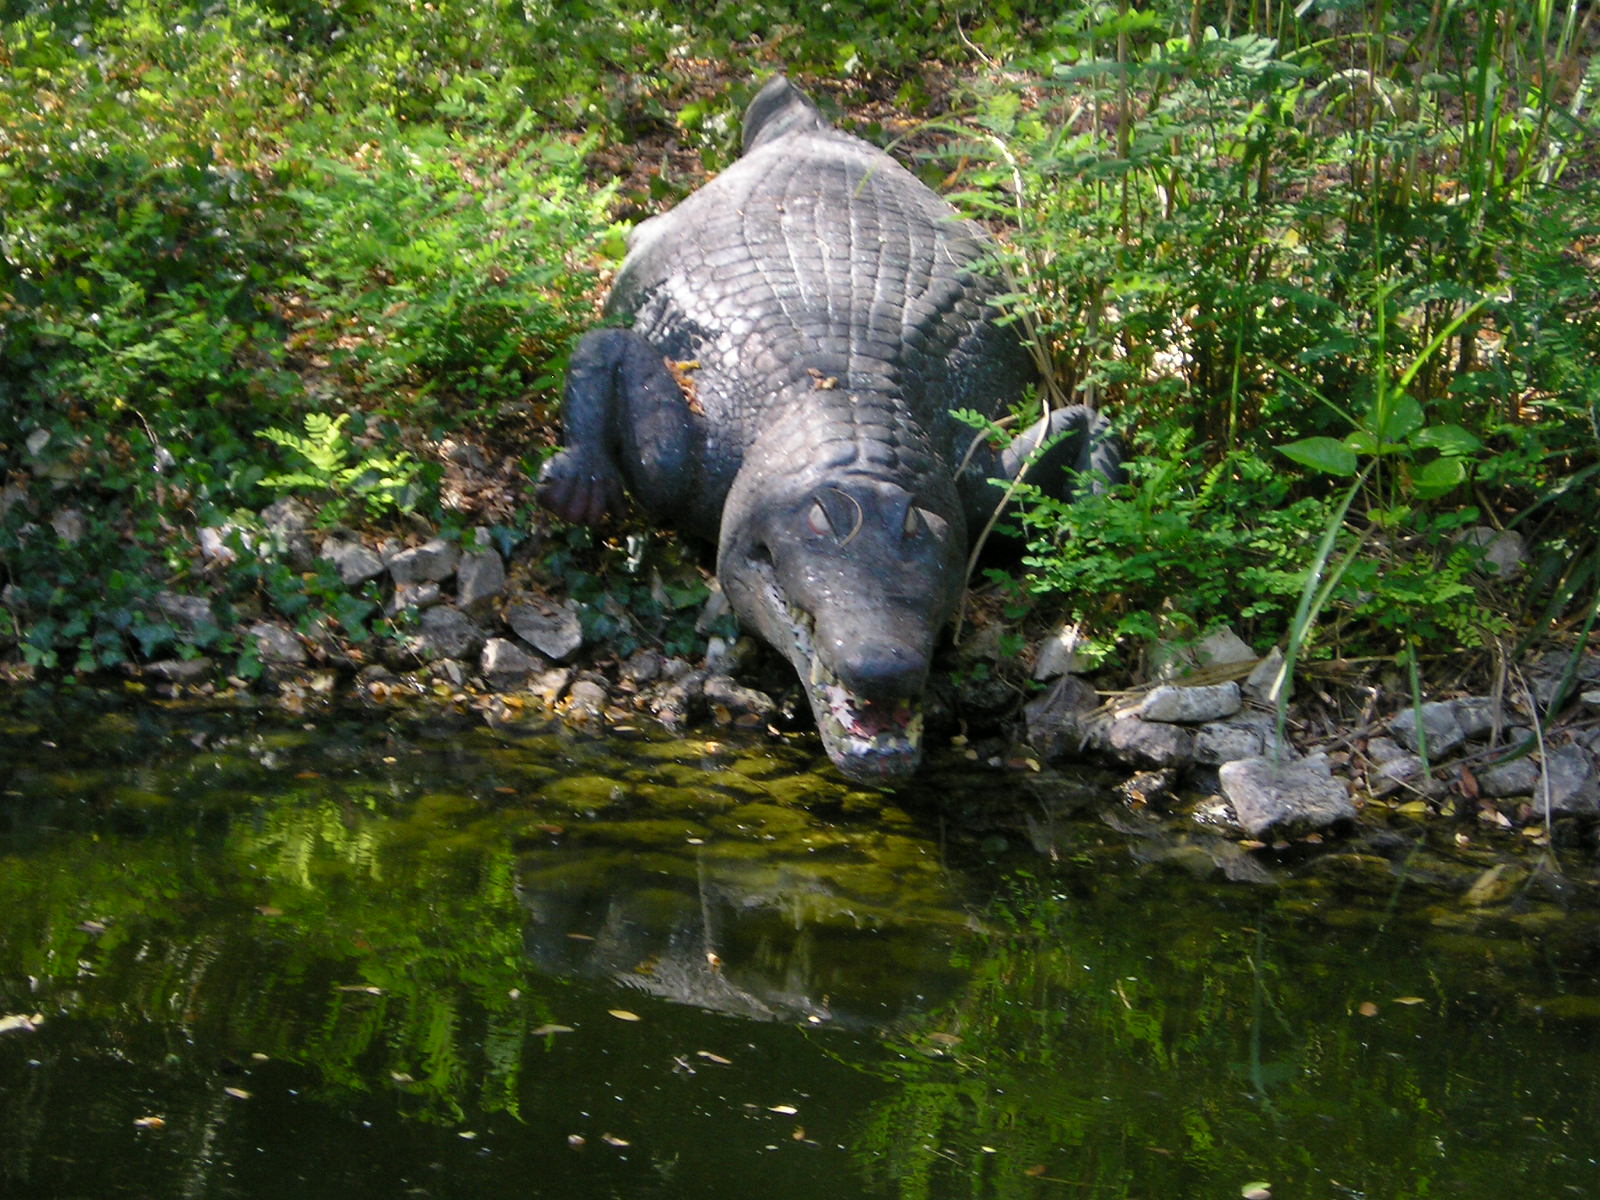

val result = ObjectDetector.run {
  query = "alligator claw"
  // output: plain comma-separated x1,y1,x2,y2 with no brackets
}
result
537,450,626,526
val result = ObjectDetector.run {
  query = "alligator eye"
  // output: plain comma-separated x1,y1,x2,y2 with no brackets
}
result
807,501,832,536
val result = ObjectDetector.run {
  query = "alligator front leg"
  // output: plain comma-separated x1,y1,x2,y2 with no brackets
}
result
537,327,698,525
960,404,1123,533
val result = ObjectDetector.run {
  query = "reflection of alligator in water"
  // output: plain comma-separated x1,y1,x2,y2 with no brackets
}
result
516,838,976,1028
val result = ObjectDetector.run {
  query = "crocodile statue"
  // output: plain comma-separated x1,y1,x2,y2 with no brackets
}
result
539,76,1120,781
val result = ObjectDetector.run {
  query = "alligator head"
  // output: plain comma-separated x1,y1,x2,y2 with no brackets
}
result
718,453,966,783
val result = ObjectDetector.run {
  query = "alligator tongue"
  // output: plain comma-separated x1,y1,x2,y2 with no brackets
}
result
828,688,913,738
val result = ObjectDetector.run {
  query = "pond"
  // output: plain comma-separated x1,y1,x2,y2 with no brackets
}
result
1,692,1597,1199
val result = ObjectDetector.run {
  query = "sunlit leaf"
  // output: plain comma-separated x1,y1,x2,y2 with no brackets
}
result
1277,437,1357,476
531,1023,574,1036
768,1104,799,1115
696,1050,732,1065
608,1009,641,1022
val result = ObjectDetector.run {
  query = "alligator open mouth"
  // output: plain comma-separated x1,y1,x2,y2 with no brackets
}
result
755,569,924,782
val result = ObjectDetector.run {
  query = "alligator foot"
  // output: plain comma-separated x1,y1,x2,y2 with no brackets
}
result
537,448,626,526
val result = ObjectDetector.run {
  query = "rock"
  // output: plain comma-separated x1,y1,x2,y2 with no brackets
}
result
1219,754,1356,838
529,667,574,706
696,582,732,633
1022,675,1100,760
564,675,609,719
1243,647,1287,705
506,601,584,662
1146,638,1198,681
1536,746,1600,815
620,649,663,685
198,525,251,566
1194,712,1280,765
247,621,307,666
320,536,386,586
456,548,506,615
480,637,540,689
704,635,737,674
143,657,214,683
1389,701,1468,757
1368,753,1429,798
1106,715,1195,769
1195,626,1255,667
653,668,709,731
1582,689,1600,711
408,605,485,661
50,508,85,545
388,580,445,614
1032,623,1092,680
1121,768,1180,807
1476,756,1539,798
386,537,461,585
1137,681,1241,724
1457,526,1526,578
1365,736,1408,764
703,674,777,725
1450,696,1500,739
152,590,218,638
260,498,316,569
433,658,470,687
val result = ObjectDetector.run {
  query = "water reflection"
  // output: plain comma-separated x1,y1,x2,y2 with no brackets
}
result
0,696,1597,1199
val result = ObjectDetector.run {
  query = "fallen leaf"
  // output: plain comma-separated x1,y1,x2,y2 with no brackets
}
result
133,1115,166,1130
336,985,383,995
601,1133,630,1147
0,1013,41,1035
768,1104,799,1115
792,1126,806,1140
608,1009,641,1022
531,1023,574,1036
696,1050,732,1065
223,1087,251,1100
567,1134,586,1148
1393,996,1426,1006
458,1130,478,1140
1024,1164,1047,1178
1241,1183,1272,1200
1358,1001,1379,1017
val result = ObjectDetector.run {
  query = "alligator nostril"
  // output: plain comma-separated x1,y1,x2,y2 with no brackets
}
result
839,639,926,700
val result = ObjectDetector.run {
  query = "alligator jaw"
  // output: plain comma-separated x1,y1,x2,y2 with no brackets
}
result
759,571,925,782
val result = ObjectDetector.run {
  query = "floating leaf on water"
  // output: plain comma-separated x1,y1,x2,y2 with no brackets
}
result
608,1009,641,1022
223,1087,251,1100
1024,1164,1047,1178
77,919,108,934
390,1072,415,1084
696,1050,732,1065
336,984,383,994
1393,996,1426,1006
458,1130,478,1140
250,1052,270,1062
601,1133,630,1147
133,1115,166,1129
792,1126,806,1140
567,1134,586,1148
255,906,283,917
566,933,595,941
0,1014,41,1035
1358,1001,1379,1017
531,1023,574,1036
925,1031,962,1046
767,1104,798,1115
1242,1183,1272,1200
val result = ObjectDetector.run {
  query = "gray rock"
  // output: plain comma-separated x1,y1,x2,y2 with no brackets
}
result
1194,712,1280,766
1390,701,1468,757
409,605,485,661
1022,675,1100,760
1368,753,1429,798
1451,696,1501,739
703,674,777,724
1536,746,1600,815
1244,647,1288,705
1476,756,1540,798
152,591,217,638
695,582,732,633
621,649,663,685
1195,626,1256,667
1032,623,1092,680
388,580,445,614
386,537,461,585
480,637,540,689
50,508,86,545
1138,681,1242,724
1219,754,1356,838
143,657,214,683
506,601,583,662
1365,736,1408,764
456,549,506,615
198,525,251,566
320,536,386,586
529,667,574,706
260,498,316,569
247,621,307,666
565,676,609,719
1107,715,1195,769
433,658,470,687
1458,526,1526,578
704,635,737,674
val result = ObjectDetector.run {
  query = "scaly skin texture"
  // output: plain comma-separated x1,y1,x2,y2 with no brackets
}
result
540,77,1119,782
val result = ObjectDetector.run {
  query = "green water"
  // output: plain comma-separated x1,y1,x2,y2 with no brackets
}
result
1,695,1597,1199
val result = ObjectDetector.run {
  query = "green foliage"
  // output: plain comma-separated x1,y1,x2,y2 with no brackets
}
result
260,412,433,523
283,120,617,424
959,0,1600,662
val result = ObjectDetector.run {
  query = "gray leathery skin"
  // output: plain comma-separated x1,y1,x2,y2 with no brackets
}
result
539,76,1118,781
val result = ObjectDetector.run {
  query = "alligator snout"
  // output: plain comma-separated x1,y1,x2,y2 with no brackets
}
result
831,635,928,703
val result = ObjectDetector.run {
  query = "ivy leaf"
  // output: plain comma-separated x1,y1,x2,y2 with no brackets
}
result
1409,423,1483,456
1277,437,1358,476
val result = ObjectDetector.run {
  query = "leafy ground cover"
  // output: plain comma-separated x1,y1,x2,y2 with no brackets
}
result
1,0,1596,712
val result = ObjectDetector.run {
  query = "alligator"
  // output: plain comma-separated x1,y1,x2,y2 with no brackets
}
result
539,76,1120,781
